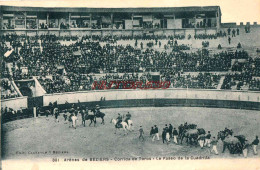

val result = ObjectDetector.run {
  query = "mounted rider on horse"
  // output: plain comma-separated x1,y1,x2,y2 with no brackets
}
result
116,113,123,128
124,112,132,125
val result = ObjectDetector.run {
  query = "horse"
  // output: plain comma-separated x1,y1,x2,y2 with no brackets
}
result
110,118,128,135
220,132,246,154
217,131,227,141
125,119,133,131
180,128,205,146
218,128,233,141
84,113,96,127
222,135,245,154
91,108,105,125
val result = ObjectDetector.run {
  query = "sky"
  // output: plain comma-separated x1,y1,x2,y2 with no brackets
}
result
0,0,260,24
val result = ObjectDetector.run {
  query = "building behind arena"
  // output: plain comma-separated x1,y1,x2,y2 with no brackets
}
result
0,6,222,35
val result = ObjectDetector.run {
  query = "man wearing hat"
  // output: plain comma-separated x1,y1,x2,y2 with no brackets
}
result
88,107,94,116
173,128,178,144
54,107,59,122
63,109,68,121
116,113,122,128
198,134,205,149
152,125,159,141
81,109,86,126
139,126,144,141
162,128,167,144
150,127,155,138
125,112,131,124
243,139,250,158
71,113,78,129
96,105,100,112
178,124,184,138
169,124,173,139
252,136,259,155
205,131,211,148
211,137,218,155
165,127,170,144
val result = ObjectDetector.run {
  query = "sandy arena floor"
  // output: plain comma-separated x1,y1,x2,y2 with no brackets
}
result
2,107,260,160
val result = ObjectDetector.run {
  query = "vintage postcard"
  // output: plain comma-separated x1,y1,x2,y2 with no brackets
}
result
1,0,260,169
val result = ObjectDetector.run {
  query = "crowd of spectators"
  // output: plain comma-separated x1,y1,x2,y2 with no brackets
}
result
1,32,260,98
82,34,186,42
221,73,252,90
171,73,220,89
249,79,260,91
194,34,218,40
1,79,19,99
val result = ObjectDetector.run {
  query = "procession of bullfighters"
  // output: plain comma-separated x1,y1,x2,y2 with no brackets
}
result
32,102,259,159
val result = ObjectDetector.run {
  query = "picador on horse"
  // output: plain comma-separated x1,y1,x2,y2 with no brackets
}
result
116,113,123,128
124,112,132,125
90,105,105,124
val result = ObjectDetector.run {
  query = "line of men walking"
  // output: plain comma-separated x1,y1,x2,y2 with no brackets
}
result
149,124,178,145
142,124,259,157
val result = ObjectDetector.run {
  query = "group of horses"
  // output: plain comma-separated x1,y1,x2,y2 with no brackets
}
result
176,123,248,155
64,107,134,135
178,123,206,146
80,108,105,127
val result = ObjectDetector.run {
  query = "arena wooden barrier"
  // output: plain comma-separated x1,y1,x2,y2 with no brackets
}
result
42,89,260,110
1,96,28,110
1,89,259,123
1,89,260,110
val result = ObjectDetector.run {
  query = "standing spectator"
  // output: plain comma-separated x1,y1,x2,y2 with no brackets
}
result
211,137,219,155
236,28,240,35
228,37,231,45
237,42,242,48
227,27,231,35
174,39,178,46
252,136,259,155
232,29,236,37
153,125,159,141
223,31,227,37
140,42,143,50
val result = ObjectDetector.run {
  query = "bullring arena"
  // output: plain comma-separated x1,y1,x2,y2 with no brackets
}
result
1,5,260,161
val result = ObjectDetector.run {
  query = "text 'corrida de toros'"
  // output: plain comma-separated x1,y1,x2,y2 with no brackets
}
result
92,81,171,90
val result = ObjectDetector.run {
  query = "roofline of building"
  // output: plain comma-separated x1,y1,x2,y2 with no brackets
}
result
1,5,220,14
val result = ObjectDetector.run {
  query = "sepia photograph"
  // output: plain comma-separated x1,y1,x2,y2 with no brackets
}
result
1,0,260,169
